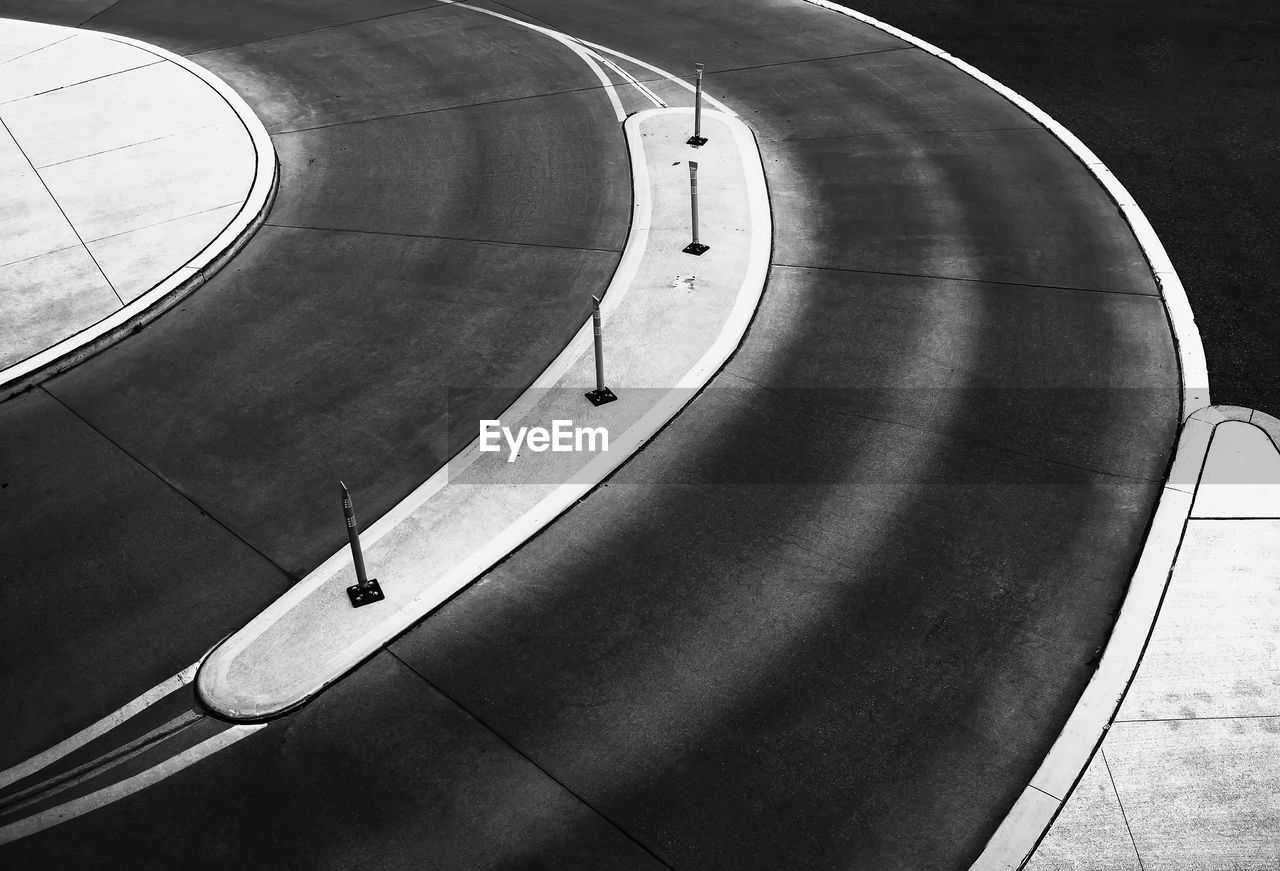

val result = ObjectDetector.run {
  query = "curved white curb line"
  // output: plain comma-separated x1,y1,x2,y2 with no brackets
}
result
0,21,278,402
797,2,1210,867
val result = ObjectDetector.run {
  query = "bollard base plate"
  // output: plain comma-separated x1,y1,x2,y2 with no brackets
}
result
347,578,384,608
585,387,618,406
683,242,709,256
686,135,707,147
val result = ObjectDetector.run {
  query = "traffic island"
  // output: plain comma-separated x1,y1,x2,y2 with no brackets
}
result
196,107,771,720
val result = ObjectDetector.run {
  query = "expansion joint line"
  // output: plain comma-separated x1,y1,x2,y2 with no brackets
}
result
38,386,294,582
0,116,123,305
385,649,676,870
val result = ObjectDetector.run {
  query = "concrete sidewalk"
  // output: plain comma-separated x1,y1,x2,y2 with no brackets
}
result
0,18,274,396
1027,406,1280,869
196,107,771,720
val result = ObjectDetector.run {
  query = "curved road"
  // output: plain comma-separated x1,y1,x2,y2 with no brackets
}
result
0,1,1178,868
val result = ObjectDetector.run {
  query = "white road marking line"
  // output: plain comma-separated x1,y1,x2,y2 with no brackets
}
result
440,1,625,121
1,710,203,813
0,724,264,845
576,39,738,117
587,49,666,108
0,661,199,791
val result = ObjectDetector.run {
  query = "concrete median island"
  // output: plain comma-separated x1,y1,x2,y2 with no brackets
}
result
196,107,772,720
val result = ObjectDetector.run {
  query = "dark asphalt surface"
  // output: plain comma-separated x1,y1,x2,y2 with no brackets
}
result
835,0,1280,417
1,1,1188,868
0,0,628,768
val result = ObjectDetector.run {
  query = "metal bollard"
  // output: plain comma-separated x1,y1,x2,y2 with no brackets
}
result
683,161,709,255
341,481,384,608
584,295,617,406
688,63,707,147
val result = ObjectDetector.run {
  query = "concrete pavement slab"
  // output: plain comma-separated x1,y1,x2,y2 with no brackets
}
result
39,122,251,242
0,247,118,369
0,17,66,63
1105,718,1280,869
2,61,235,167
1027,750,1141,871
86,204,241,303
1117,519,1280,722
0,18,275,397
0,33,156,104
0,124,79,265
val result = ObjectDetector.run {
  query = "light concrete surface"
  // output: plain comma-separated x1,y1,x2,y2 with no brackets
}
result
1028,752,1140,871
0,19,67,66
0,17,275,397
0,122,80,265
0,33,156,103
0,248,118,369
1027,408,1280,870
196,107,772,719
86,204,241,303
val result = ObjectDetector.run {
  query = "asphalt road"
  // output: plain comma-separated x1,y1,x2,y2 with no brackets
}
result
2,1,1182,868
0,0,629,769
833,0,1280,417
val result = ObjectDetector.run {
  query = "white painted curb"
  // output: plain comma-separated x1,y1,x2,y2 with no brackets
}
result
0,21,278,401
797,2,1210,867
